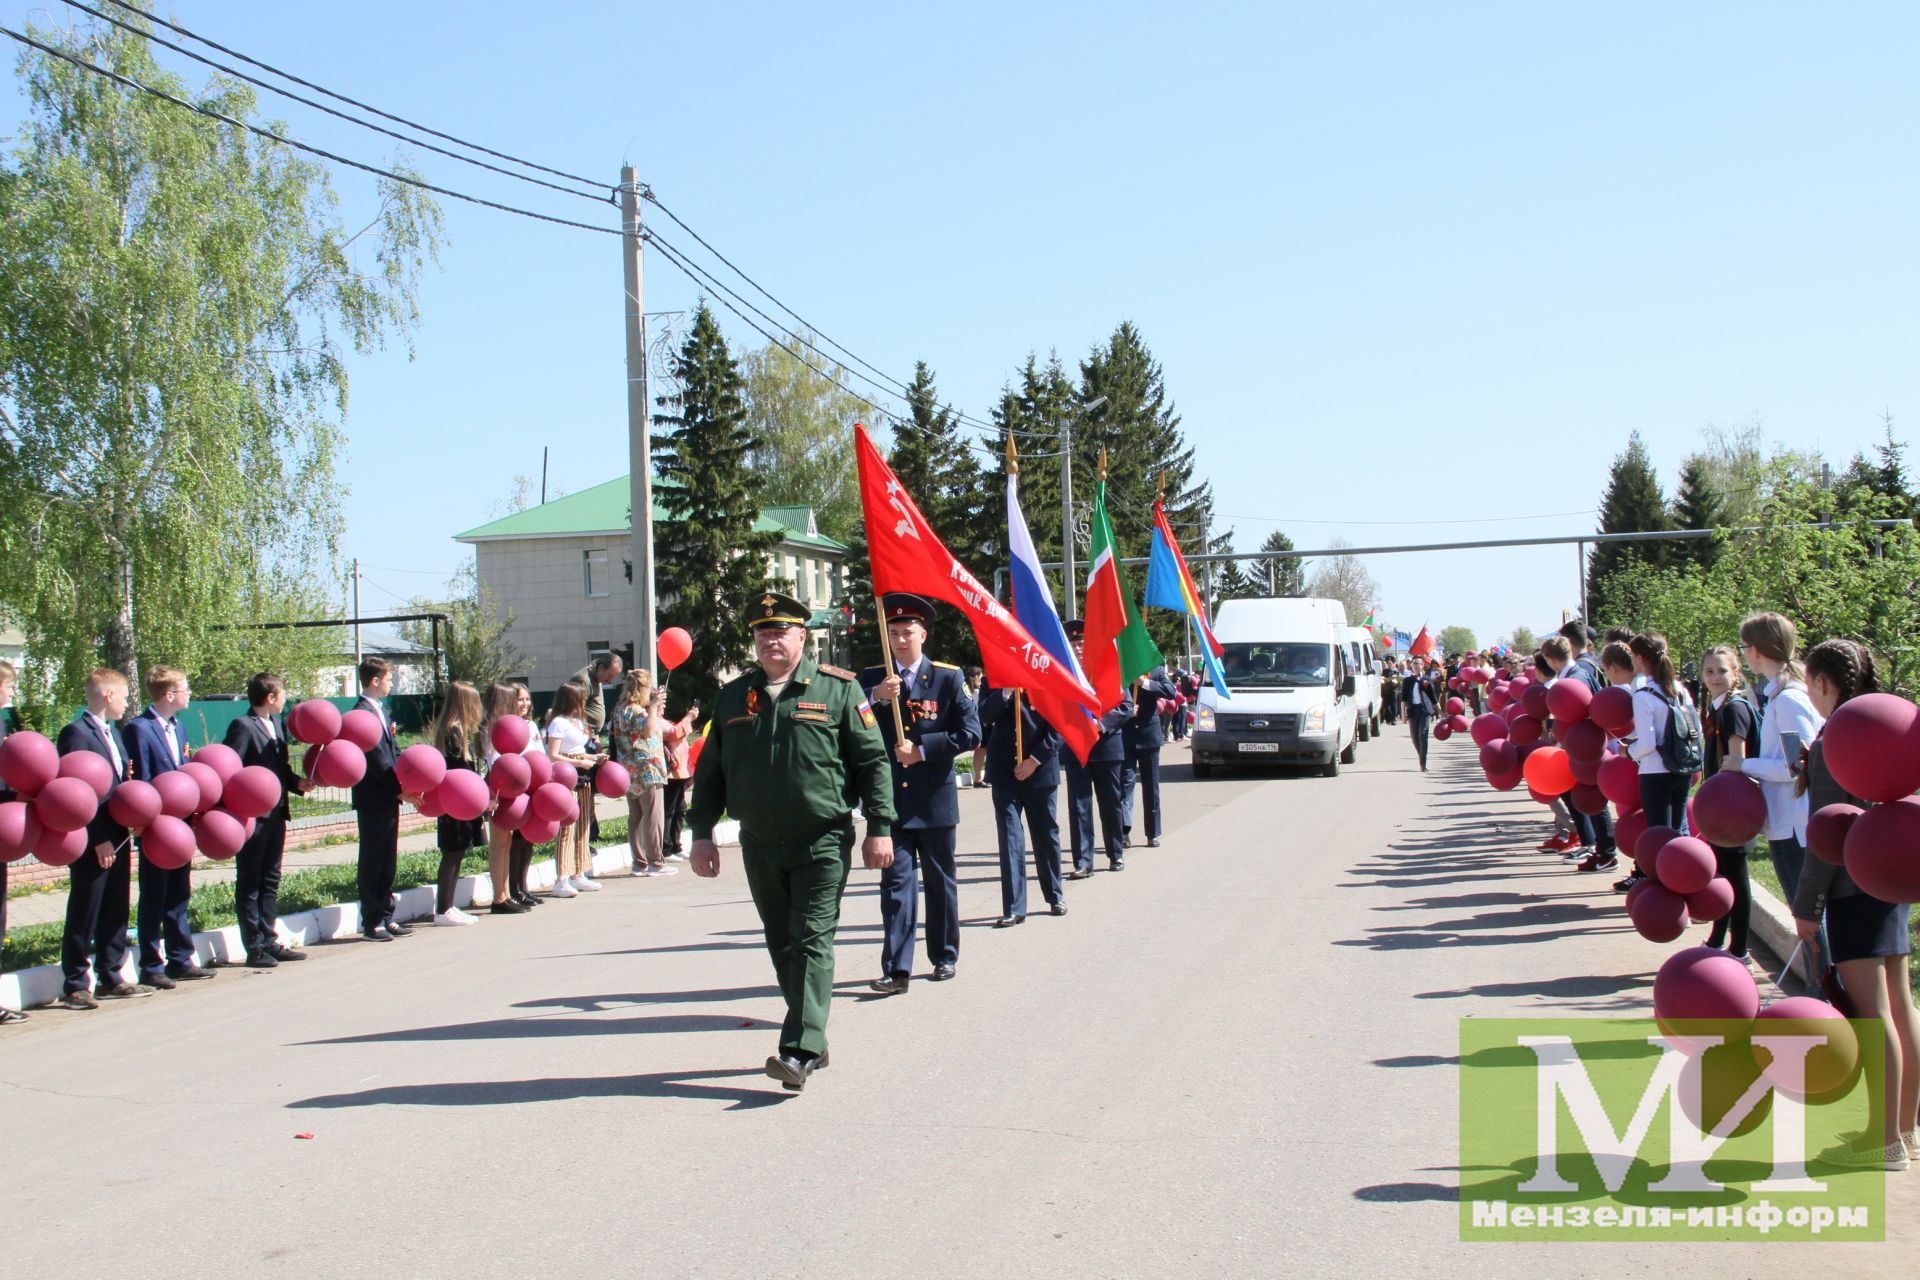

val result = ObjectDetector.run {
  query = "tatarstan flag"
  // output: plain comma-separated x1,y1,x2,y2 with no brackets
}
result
1082,479,1163,713
1362,608,1377,634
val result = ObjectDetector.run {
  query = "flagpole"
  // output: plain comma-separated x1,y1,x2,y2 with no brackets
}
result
872,598,908,741
1008,430,1024,762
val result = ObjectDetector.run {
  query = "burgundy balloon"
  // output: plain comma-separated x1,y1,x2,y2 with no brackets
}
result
286,699,342,746
0,731,60,796
1446,696,1466,716
1636,825,1683,871
1481,741,1520,776
437,768,491,822
194,809,247,860
524,749,553,791
1685,877,1736,922
520,816,561,846
178,760,223,814
1560,719,1608,763
1842,797,1920,904
1470,715,1508,748
1486,769,1521,791
336,708,384,753
1820,692,1920,803
489,715,532,756
1521,684,1551,720
1629,883,1691,943
551,761,579,791
1624,877,1657,914
1806,803,1862,866
222,765,283,822
415,786,447,819
33,824,89,866
1499,702,1527,726
1589,686,1636,735
33,776,100,834
1568,752,1605,787
140,814,196,870
395,743,448,796
530,781,574,824
1597,754,1641,808
57,749,115,800
595,761,630,800
1433,722,1454,741
1444,714,1468,735
107,778,164,831
1545,679,1593,725
1654,945,1760,1023
192,742,244,783
308,740,367,789
1612,810,1649,865
488,752,532,798
1487,688,1511,713
1656,836,1717,895
0,801,43,862
1569,781,1609,816
491,793,531,831
1754,997,1860,1099
1507,716,1543,747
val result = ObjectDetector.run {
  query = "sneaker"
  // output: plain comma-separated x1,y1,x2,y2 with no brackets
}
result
1904,1130,1918,1160
1562,843,1592,861
1613,872,1643,894
571,875,603,892
63,989,99,1011
1576,853,1619,874
434,910,476,927
649,863,678,876
1538,834,1576,852
631,864,651,877
1819,1133,1910,1171
549,878,578,899
665,851,688,861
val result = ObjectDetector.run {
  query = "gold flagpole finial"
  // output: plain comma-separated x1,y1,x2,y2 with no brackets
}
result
1098,447,1109,482
1006,430,1019,476
1156,472,1167,503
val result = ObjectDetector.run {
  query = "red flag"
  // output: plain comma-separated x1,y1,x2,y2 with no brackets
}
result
854,425,1101,760
1409,626,1435,658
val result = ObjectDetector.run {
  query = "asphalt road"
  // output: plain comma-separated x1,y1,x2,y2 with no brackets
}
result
3,732,1913,1278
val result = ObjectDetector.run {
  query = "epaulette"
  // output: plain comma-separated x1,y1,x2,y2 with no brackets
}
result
817,664,858,681
930,661,962,671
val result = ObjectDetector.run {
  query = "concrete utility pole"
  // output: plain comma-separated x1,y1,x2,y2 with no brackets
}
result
1058,395,1106,615
621,166,658,678
351,559,362,672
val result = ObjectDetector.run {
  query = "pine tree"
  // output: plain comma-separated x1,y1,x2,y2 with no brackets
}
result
651,305,781,711
1252,529,1306,595
1669,454,1725,570
980,354,1076,595
1587,432,1671,625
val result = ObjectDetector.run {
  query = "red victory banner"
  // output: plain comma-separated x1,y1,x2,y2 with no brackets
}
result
854,425,1100,761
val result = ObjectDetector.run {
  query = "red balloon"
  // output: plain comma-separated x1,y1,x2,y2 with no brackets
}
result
1508,716,1543,746
1522,746,1575,796
1686,877,1736,922
1487,769,1521,791
191,742,244,783
1629,883,1691,943
1842,797,1920,904
488,752,532,798
57,750,115,800
595,761,630,799
34,776,100,834
1690,772,1767,848
551,761,579,791
1597,754,1641,808
306,740,367,789
0,801,44,862
1755,997,1860,1100
1636,825,1683,874
491,792,531,831
1821,692,1920,804
520,816,561,846
658,626,694,671
141,814,196,870
1480,741,1520,776
223,765,283,822
1526,785,1556,805
33,824,89,866
1656,836,1717,895
1589,686,1636,735
286,699,342,745
1470,715,1508,748
0,731,60,796
489,715,532,756
531,781,574,824
1433,722,1454,741
524,749,553,791
1446,696,1466,716
1521,684,1551,721
337,708,384,753
107,778,164,831
1654,945,1759,1023
1806,803,1861,866
395,744,448,795
178,760,223,814
1569,781,1609,816
1612,810,1649,864
437,768,491,822
1545,679,1593,725
1560,719,1608,763
194,809,247,860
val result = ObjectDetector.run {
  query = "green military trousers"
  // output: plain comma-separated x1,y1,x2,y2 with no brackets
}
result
740,820,853,1057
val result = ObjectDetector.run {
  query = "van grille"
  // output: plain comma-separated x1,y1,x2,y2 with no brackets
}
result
1217,713,1299,736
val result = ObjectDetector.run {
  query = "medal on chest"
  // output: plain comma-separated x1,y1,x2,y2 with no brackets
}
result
747,689,762,717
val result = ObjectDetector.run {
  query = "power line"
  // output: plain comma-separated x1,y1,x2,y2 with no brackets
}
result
0,24,627,238
95,0,604,192
62,0,611,206
1217,508,1599,527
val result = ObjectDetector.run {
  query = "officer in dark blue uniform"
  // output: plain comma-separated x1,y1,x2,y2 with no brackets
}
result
859,594,980,994
1121,665,1178,848
978,678,1065,926
1061,620,1131,878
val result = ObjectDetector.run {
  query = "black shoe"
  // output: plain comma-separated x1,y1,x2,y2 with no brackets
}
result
269,946,306,962
765,1050,828,1092
993,914,1026,928
1109,857,1125,872
1122,832,1133,848
0,1007,28,1024
96,982,150,1000
491,900,528,915
361,926,393,942
931,963,956,982
166,963,214,981
138,972,177,991
514,892,540,907
63,989,99,1010
1049,902,1067,917
1613,872,1643,893
1146,836,1161,848
385,920,414,938
1065,867,1092,880
868,974,908,996
246,951,279,969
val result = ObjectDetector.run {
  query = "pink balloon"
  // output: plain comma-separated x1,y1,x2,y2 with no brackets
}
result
1656,836,1717,895
1433,722,1454,741
524,749,553,791
1842,797,1920,904
1480,741,1520,776
33,776,99,833
0,731,61,796
488,752,531,798
1755,997,1860,1099
1597,754,1641,808
1624,877,1658,914
489,715,532,756
1589,686,1636,735
223,765,283,821
1655,945,1759,1023
107,778,164,831
1545,679,1592,725
308,740,367,789
1470,715,1508,748
286,699,342,745
150,770,200,819
490,793,531,831
1446,696,1466,716
178,760,223,814
415,786,447,819
595,761,630,799
1821,693,1920,804
1629,883,1690,943
141,814,196,870
1508,716,1543,747
191,742,244,784
1446,714,1470,735
33,823,88,866
336,708,383,753
551,760,579,792
520,815,561,845
437,768,491,822
531,781,573,824
0,801,44,862
57,749,115,800
1487,688,1511,713
1685,877,1736,922
1499,702,1527,726
395,744,447,795
1806,803,1861,866
1690,772,1767,848
194,809,247,860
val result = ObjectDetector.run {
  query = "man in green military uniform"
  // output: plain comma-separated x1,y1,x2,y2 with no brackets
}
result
689,590,896,1092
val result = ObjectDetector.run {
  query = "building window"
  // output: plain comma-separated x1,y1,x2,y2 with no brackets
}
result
584,549,609,598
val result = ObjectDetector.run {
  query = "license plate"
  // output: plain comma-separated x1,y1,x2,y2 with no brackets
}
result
1238,742,1280,753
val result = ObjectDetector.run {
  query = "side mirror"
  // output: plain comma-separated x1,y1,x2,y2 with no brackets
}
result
1341,675,1356,697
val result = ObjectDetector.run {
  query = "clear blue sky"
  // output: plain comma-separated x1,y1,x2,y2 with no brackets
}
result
7,2,1917,644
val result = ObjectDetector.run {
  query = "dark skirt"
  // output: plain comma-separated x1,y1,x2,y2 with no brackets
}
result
1826,893,1912,964
437,814,485,854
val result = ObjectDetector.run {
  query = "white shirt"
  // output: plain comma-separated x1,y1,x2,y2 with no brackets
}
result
88,711,124,775
147,705,182,766
1742,676,1824,843
546,715,589,758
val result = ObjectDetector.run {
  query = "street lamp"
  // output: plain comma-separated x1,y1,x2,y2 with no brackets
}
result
1060,394,1108,612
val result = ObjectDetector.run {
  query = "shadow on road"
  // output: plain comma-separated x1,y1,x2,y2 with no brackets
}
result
286,1067,790,1111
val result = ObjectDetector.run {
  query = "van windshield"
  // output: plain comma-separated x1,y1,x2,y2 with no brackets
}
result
1218,642,1332,688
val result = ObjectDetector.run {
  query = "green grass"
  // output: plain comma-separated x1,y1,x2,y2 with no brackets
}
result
289,795,353,820
1749,840,1919,997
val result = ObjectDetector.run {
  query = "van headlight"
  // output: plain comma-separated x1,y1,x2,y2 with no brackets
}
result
1303,704,1327,732
1194,704,1216,732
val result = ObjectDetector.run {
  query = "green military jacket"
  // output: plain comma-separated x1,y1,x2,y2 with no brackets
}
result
688,656,896,845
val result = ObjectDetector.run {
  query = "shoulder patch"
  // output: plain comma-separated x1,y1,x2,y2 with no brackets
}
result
817,665,858,681
930,661,962,671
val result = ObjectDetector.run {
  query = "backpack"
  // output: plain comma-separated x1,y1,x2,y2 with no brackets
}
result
1643,686,1705,774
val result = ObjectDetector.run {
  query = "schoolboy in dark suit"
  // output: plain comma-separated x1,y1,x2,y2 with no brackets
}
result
124,665,210,987
226,672,310,967
351,657,405,940
57,669,143,1009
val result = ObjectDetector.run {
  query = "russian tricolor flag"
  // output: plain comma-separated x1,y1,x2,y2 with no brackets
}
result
1006,471,1089,690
